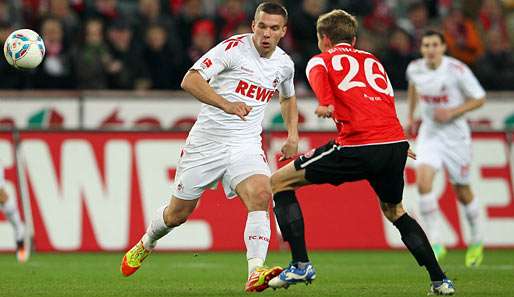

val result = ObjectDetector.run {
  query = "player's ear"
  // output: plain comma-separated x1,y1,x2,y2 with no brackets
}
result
322,34,332,48
351,36,357,47
280,24,287,38
251,20,256,33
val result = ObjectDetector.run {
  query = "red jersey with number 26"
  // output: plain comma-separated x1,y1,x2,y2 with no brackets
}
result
306,43,406,146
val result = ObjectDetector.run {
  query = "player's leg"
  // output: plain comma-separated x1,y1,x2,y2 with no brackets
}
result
381,202,455,295
235,174,283,292
269,162,316,289
415,138,446,260
270,141,345,289
454,184,484,267
446,141,484,267
121,196,198,277
0,187,27,263
416,164,446,260
121,135,227,276
371,142,454,295
271,161,310,264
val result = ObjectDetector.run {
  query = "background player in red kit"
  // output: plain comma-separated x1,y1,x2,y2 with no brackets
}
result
268,10,455,295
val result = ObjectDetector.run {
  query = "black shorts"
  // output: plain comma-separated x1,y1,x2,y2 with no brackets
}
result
294,140,409,204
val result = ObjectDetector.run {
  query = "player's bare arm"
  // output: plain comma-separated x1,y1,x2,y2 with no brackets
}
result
434,97,485,123
279,95,299,161
406,82,419,136
181,70,252,120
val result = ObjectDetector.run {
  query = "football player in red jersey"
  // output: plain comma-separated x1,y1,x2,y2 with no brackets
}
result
268,10,455,295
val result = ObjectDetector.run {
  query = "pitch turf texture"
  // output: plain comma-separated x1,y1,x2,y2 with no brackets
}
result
2,250,513,296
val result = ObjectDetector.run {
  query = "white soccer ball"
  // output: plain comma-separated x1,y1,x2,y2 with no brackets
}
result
3,29,45,70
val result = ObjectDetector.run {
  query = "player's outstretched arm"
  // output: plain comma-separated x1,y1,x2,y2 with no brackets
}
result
433,97,485,123
406,82,419,137
181,70,252,120
279,95,299,161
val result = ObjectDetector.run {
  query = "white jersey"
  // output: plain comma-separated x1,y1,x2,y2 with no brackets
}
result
189,33,295,144
406,56,485,141
0,161,4,188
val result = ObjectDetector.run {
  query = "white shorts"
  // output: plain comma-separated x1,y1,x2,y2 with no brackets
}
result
171,134,271,200
415,135,471,185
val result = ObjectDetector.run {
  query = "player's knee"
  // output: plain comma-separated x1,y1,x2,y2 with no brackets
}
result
249,189,272,210
0,188,7,204
455,186,473,204
381,202,405,222
417,182,432,194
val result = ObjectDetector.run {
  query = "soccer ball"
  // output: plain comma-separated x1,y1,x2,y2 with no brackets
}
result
3,29,45,70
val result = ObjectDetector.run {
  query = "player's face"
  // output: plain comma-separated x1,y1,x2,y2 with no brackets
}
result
252,12,287,57
420,35,446,65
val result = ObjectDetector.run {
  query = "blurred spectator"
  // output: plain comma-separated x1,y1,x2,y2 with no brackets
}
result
85,0,121,25
0,0,22,27
74,18,111,89
33,17,75,89
398,2,433,51
234,22,251,35
175,0,206,50
362,0,396,53
356,29,377,54
186,19,216,67
215,0,248,40
142,23,185,89
106,19,151,89
478,0,510,48
329,0,373,17
290,0,328,84
36,0,81,47
474,30,514,90
133,0,176,44
0,21,25,89
443,7,483,66
379,27,416,90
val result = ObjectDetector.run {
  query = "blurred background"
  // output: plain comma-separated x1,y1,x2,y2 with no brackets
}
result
1,0,514,255
0,0,513,92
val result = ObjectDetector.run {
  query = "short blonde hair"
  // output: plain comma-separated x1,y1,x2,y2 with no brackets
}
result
316,9,357,44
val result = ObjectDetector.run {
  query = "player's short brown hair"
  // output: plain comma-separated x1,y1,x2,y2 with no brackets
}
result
421,29,446,44
316,9,357,44
254,2,288,23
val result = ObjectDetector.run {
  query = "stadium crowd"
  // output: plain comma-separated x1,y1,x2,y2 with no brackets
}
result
0,0,513,91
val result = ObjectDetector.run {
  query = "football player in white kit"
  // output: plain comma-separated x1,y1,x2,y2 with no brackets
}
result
406,30,486,267
0,160,27,262
120,2,299,292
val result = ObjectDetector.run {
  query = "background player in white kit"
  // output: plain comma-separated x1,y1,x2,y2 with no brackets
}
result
120,2,299,292
0,160,27,262
406,30,486,267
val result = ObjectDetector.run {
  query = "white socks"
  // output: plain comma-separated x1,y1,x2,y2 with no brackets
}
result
419,192,441,244
142,204,173,250
0,198,25,242
244,211,270,275
462,198,482,244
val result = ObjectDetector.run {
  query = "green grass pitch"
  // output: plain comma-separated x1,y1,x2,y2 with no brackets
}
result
1,250,513,296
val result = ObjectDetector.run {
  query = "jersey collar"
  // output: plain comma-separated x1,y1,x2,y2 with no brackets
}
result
334,42,353,48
